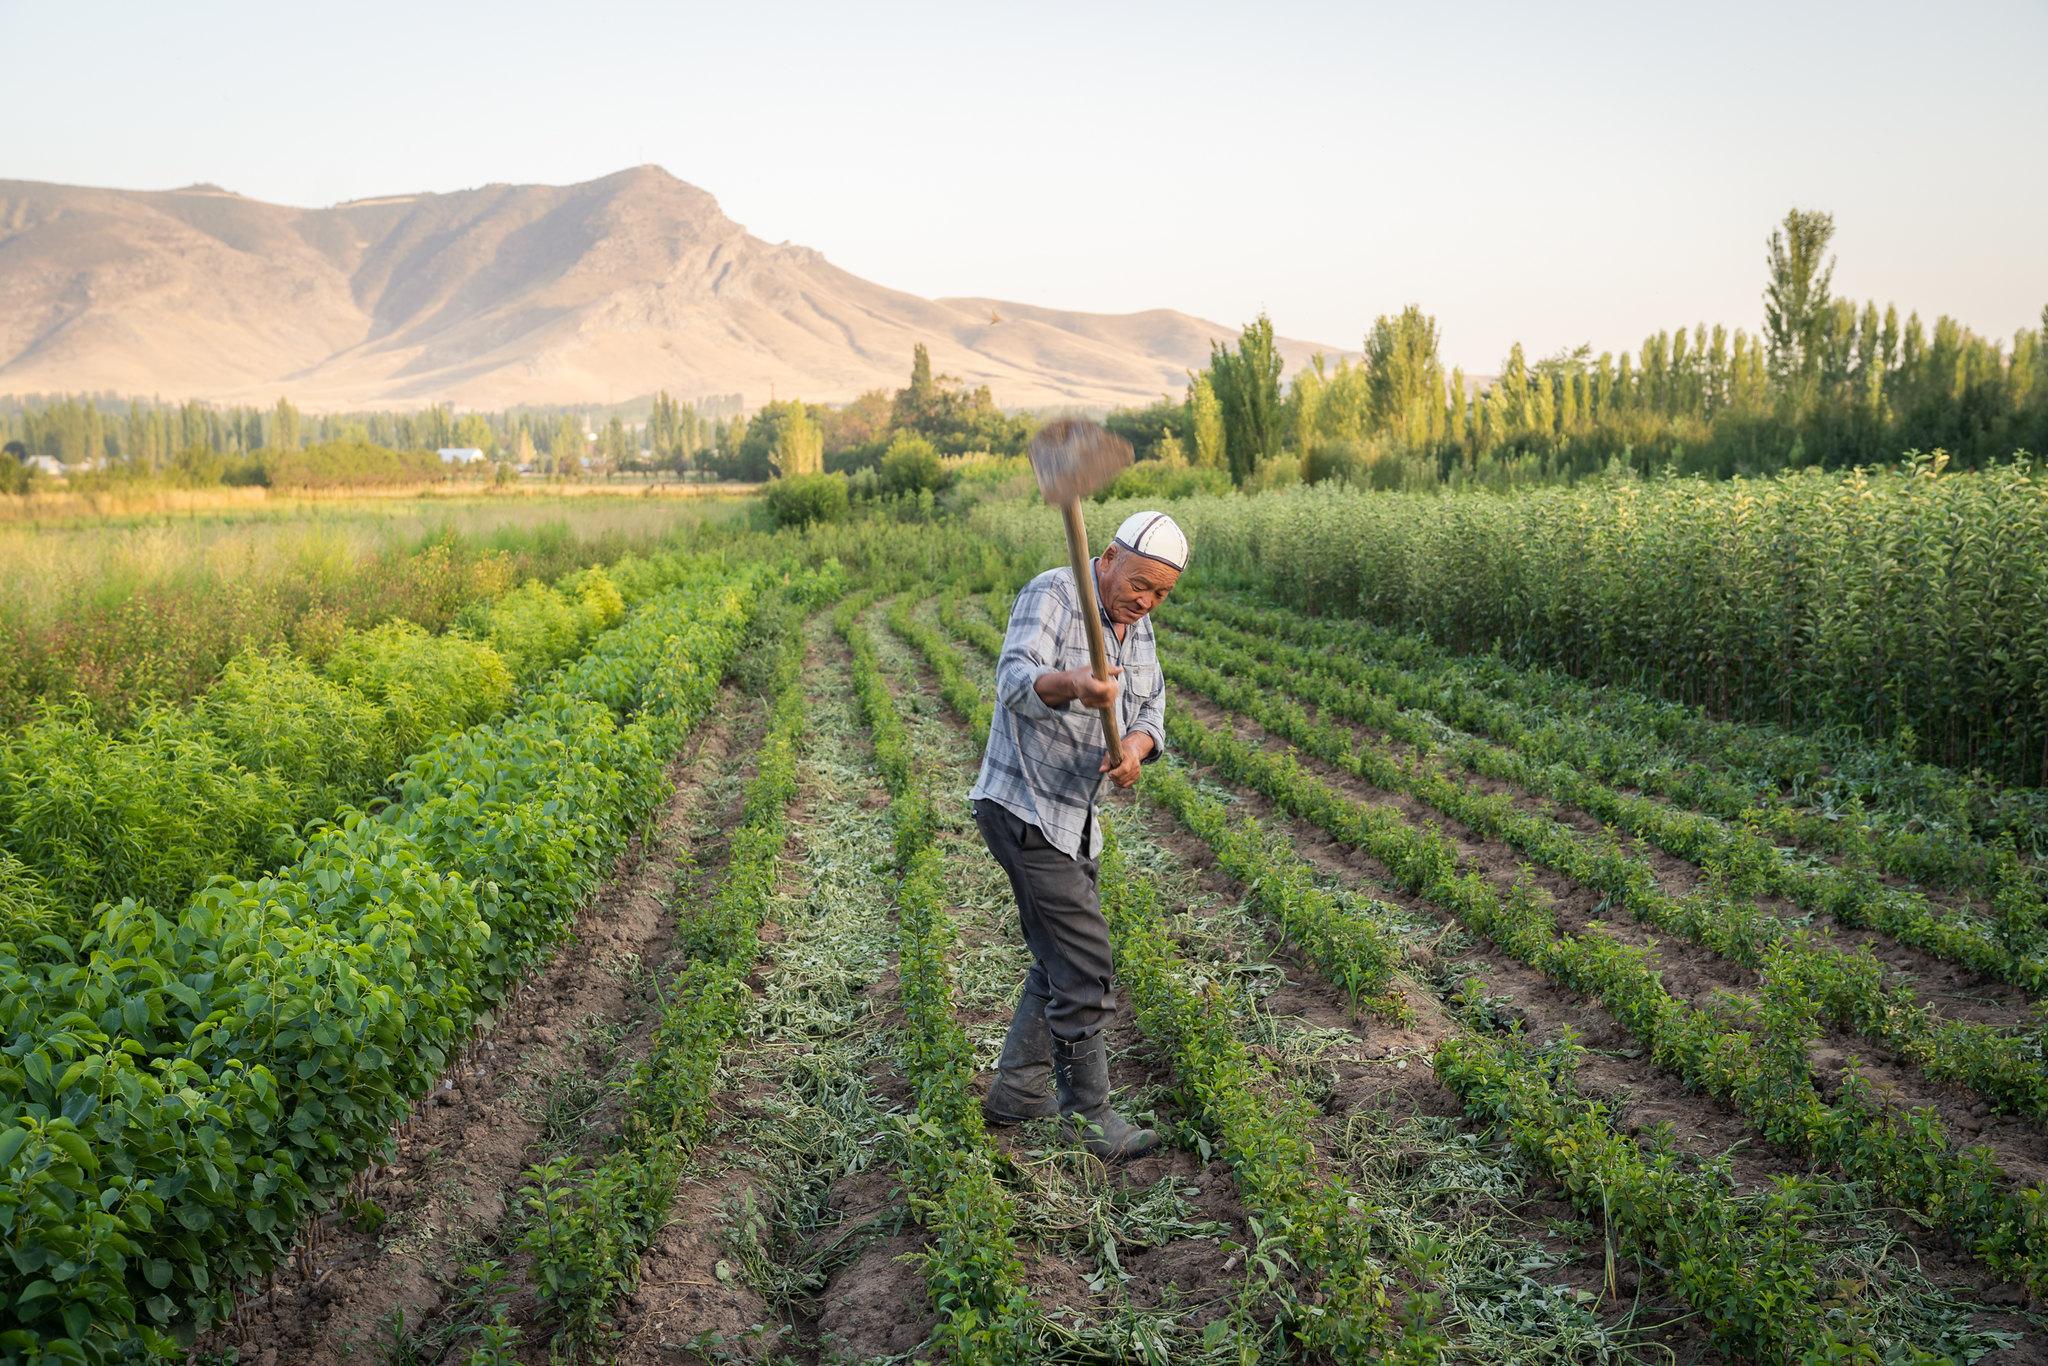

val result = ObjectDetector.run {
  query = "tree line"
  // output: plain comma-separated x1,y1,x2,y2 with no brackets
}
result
0,391,745,486
0,344,1033,493
1111,208,2048,489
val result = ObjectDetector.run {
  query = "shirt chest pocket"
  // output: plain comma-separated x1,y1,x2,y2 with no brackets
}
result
1120,660,1160,723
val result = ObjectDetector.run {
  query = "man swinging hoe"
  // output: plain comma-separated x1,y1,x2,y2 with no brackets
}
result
968,417,1188,1161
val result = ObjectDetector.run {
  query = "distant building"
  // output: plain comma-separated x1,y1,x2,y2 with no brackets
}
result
25,455,64,477
437,447,486,465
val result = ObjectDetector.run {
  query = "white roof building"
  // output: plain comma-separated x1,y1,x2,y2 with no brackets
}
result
437,447,487,465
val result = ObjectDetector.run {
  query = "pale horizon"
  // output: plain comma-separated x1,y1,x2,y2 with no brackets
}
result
5,0,2045,381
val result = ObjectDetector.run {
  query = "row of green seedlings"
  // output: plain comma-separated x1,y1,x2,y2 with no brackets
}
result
515,601,809,1350
0,557,649,947
1181,591,2048,893
931,593,1411,1024
0,568,778,1362
896,595,1438,1362
1434,1028,1934,1364
1163,629,2048,1122
933,590,1900,1362
1171,602,2048,991
834,596,1040,1364
1160,706,2048,1302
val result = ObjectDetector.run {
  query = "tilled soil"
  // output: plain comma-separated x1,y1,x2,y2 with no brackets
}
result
607,619,940,1364
888,601,1705,1361
211,688,760,1366
1174,689,2048,1192
1273,677,2046,1032
1170,609,2031,928
1161,685,2046,1360
866,606,1284,1354
936,593,2046,1360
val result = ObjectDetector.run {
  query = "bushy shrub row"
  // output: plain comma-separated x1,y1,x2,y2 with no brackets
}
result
0,567,760,1360
0,558,645,946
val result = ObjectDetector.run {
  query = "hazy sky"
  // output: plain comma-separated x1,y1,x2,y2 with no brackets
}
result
6,0,2045,374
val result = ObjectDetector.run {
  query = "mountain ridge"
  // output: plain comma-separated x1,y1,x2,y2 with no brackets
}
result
0,166,1345,412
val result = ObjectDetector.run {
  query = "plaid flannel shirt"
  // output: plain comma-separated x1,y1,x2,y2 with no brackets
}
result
968,565,1167,860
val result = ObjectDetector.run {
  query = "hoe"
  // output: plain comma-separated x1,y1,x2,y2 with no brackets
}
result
1025,417,1134,765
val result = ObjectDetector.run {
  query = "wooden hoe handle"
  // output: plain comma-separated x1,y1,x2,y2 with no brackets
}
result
1060,499,1124,769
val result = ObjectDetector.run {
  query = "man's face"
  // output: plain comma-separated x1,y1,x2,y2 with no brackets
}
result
1100,543,1180,624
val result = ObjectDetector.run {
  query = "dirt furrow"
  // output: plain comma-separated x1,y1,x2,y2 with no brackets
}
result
1150,690,2042,1357
895,597,1712,1361
216,687,761,1365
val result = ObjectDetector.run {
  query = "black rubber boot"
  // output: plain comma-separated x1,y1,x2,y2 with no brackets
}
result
1051,1032,1158,1160
981,988,1059,1124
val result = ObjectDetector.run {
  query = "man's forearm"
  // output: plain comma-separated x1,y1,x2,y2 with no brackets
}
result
1032,667,1083,709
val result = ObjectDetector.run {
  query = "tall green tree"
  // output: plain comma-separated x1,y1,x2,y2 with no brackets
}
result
453,412,496,457
1764,207,1837,386
266,397,299,452
772,405,824,477
1206,314,1284,484
1363,306,1446,447
1188,372,1225,470
550,413,584,477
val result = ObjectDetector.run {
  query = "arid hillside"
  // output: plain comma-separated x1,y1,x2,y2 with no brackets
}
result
0,166,1341,410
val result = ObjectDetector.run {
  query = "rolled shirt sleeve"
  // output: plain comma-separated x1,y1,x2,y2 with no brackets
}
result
995,576,1075,724
969,566,1172,860
1128,667,1166,764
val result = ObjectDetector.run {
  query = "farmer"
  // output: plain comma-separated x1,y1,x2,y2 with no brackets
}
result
969,510,1188,1161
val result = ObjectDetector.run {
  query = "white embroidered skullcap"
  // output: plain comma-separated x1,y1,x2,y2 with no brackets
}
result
1112,511,1189,572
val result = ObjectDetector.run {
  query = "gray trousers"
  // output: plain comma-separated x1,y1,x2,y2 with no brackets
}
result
972,798,1116,1042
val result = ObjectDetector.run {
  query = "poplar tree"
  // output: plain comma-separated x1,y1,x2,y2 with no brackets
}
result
1363,306,1447,448
551,413,584,477
772,405,824,477
1447,368,1468,445
1188,373,1225,470
1531,371,1557,441
1764,207,1837,383
1493,343,1533,438
1207,314,1284,484
1289,357,1326,455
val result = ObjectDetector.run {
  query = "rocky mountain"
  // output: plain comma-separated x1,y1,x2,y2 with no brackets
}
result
0,166,1342,411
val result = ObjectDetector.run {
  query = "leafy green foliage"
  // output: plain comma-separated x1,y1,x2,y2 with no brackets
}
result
761,470,850,528
1163,704,2048,1300
1163,617,2048,1117
1054,458,2048,785
0,562,639,947
0,559,762,1360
